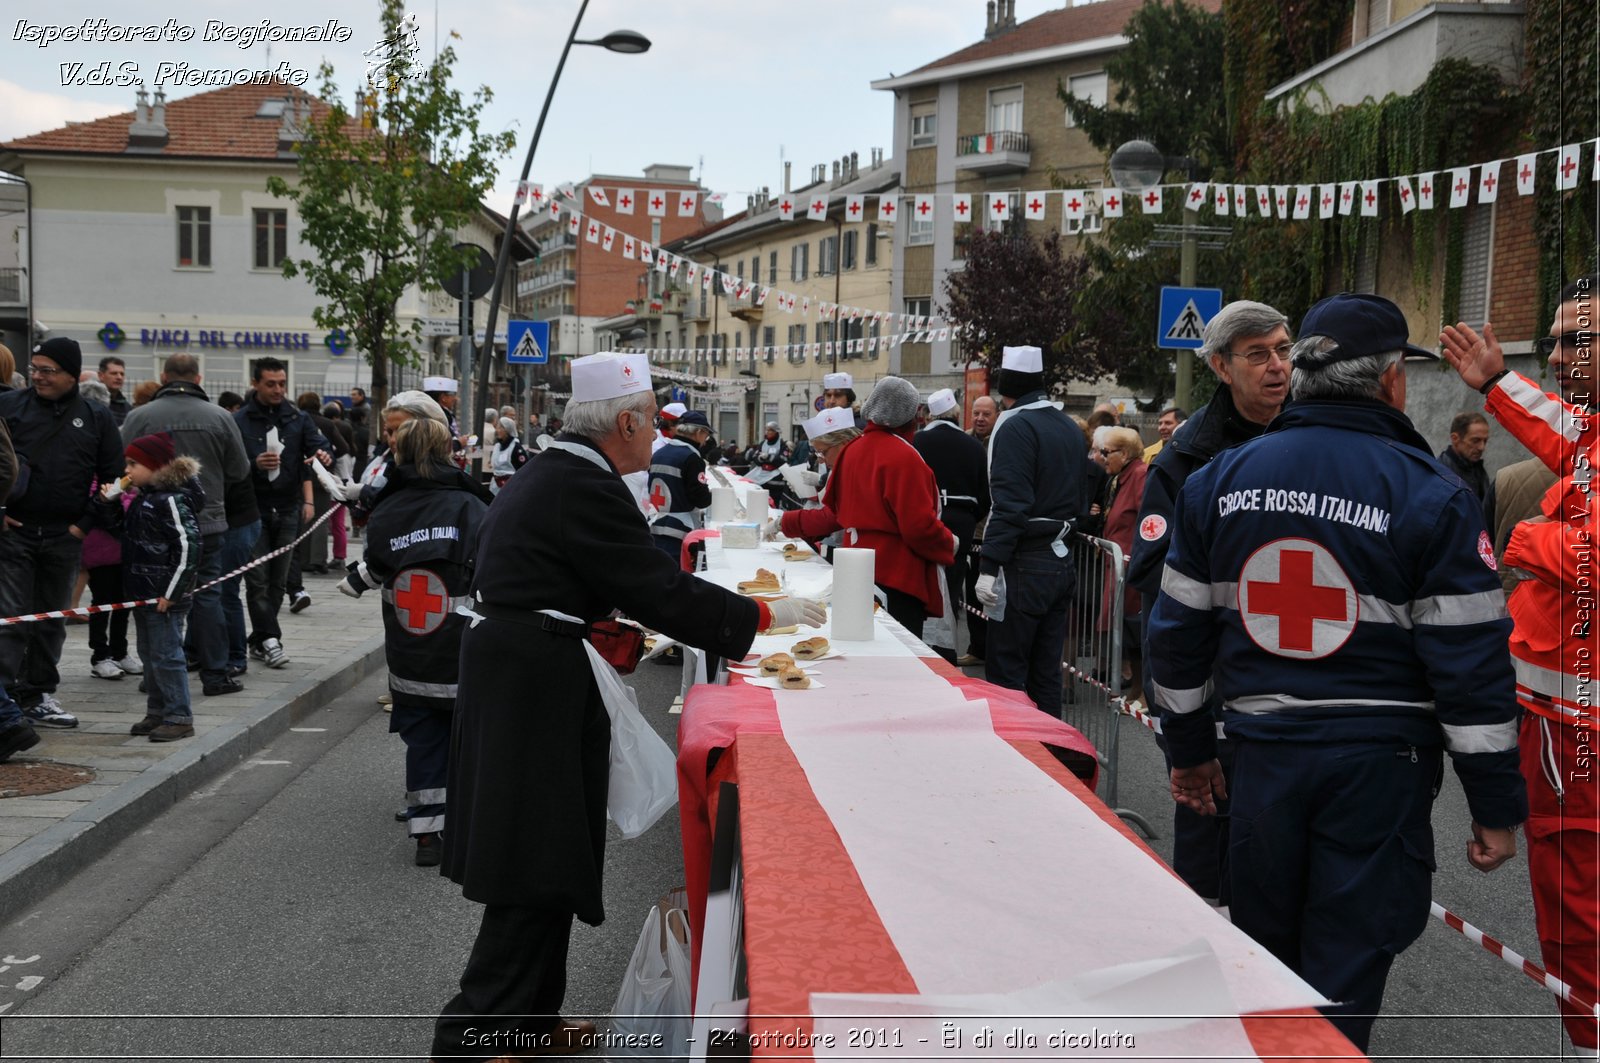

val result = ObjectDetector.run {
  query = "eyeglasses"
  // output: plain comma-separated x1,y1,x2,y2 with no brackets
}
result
1227,342,1293,367
1536,331,1597,358
1096,447,1114,457
27,363,65,377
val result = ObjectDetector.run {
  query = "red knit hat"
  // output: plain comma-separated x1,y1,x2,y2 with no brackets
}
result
126,432,176,470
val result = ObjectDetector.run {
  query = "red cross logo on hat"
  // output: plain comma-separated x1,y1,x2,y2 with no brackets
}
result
1238,538,1357,659
393,568,450,636
622,363,635,378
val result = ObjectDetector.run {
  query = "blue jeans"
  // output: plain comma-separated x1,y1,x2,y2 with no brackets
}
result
219,521,260,670
0,527,84,706
986,547,1074,717
135,604,193,723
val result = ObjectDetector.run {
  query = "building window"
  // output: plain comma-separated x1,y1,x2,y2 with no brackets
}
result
910,108,937,148
841,229,858,271
866,223,879,266
906,197,935,246
988,86,1023,133
764,325,776,364
818,235,838,276
790,243,809,281
176,206,211,268
1063,210,1104,236
1064,73,1107,128
253,208,288,269
787,323,807,364
905,297,932,320
768,250,778,285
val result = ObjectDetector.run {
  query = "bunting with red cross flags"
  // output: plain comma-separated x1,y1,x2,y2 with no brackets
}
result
602,226,616,252
1061,191,1085,221
777,195,796,221
1360,180,1380,217
677,190,700,217
1418,173,1436,209
587,186,609,207
1318,183,1336,219
952,194,972,222
1232,184,1248,215
845,194,865,221
1396,176,1416,215
1024,192,1048,220
1140,186,1163,214
1338,181,1356,216
1292,185,1312,220
1516,154,1537,196
1239,538,1358,659
615,188,635,214
807,194,830,221
585,219,601,243
622,234,636,259
988,192,1012,222
1448,167,1472,208
646,189,668,217
1254,185,1271,217
567,212,581,236
914,194,935,222
1273,185,1290,220
878,196,897,222
1213,182,1230,216
1557,144,1582,191
1103,188,1125,218
1478,160,1501,204
1184,182,1208,211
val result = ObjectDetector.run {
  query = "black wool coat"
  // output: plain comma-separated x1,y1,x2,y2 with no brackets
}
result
442,434,761,924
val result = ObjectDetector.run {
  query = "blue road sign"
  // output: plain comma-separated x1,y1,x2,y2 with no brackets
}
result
506,319,550,365
1157,286,1223,350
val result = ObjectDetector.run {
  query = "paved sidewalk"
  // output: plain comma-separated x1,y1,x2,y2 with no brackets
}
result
0,567,387,917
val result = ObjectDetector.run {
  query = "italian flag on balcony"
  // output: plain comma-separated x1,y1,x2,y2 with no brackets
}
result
972,134,997,154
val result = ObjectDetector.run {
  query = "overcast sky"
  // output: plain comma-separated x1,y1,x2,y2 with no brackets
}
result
0,0,1066,212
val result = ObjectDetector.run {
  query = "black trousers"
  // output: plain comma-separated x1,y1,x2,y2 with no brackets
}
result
880,586,924,641
432,904,573,1062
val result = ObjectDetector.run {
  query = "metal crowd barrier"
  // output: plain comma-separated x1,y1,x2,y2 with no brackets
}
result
1064,532,1157,838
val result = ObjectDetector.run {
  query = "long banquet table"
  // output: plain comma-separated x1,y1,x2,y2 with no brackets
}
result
673,522,1363,1061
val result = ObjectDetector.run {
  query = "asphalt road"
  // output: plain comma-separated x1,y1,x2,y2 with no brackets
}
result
0,658,1584,1061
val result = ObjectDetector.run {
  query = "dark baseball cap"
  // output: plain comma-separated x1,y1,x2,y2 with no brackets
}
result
676,410,711,429
1295,293,1437,366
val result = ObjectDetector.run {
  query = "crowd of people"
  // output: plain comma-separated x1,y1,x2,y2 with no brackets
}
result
0,278,1591,1059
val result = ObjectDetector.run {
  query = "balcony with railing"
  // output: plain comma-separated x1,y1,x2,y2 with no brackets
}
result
954,130,1031,175
515,268,577,299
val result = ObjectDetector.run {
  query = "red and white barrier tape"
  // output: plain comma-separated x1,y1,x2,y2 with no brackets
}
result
1432,902,1600,1018
0,503,345,626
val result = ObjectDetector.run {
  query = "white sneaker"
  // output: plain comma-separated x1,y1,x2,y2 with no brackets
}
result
91,659,124,680
25,694,78,729
261,638,290,669
115,655,143,675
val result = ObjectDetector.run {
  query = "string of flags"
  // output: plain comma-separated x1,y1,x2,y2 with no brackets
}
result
511,135,1600,235
622,325,950,372
512,184,952,330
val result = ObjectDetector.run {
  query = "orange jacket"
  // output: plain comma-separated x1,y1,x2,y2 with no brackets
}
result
1484,371,1600,727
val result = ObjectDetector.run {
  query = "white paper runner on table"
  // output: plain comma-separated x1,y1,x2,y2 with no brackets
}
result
768,657,1327,1047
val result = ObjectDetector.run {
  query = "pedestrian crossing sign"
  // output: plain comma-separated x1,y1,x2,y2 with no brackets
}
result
1157,286,1223,350
506,320,550,365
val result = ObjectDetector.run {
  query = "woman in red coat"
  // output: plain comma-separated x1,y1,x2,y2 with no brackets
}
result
1097,426,1149,701
779,378,955,638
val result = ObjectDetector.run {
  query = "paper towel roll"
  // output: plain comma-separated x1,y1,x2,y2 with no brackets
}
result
831,547,876,641
708,486,738,523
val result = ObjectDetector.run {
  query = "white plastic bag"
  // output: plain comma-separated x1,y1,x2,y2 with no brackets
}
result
582,641,679,839
610,900,693,1061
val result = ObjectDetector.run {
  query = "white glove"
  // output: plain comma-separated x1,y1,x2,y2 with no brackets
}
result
799,470,822,488
337,578,363,599
767,597,827,630
975,573,1000,611
763,517,784,541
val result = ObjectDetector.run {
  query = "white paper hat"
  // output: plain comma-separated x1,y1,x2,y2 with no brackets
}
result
822,371,854,389
1001,346,1043,373
570,352,652,403
660,402,688,420
927,388,958,417
421,375,459,393
802,407,855,440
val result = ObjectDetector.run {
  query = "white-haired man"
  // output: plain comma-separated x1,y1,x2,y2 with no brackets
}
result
432,353,823,1060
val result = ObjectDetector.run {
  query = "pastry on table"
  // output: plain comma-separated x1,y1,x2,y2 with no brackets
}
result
778,665,811,689
782,542,813,560
791,636,829,660
759,652,795,676
737,567,782,594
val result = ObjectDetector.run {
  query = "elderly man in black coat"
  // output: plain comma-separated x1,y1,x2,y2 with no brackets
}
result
912,387,989,663
432,353,823,1061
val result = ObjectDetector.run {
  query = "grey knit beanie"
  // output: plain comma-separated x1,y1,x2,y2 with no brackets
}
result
862,376,920,428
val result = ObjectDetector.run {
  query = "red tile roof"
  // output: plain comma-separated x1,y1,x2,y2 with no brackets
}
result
909,0,1222,75
0,79,350,160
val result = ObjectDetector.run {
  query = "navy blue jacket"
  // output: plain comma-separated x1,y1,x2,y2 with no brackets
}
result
233,392,329,508
979,390,1085,574
1147,400,1526,829
0,385,124,528
94,456,205,601
647,438,711,540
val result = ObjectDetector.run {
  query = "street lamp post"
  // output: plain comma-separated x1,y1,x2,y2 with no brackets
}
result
1110,139,1201,412
468,1,649,470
